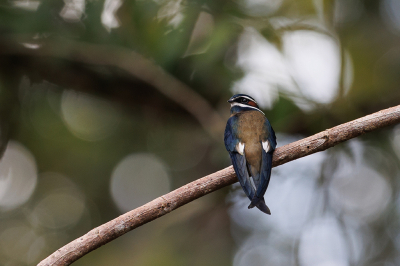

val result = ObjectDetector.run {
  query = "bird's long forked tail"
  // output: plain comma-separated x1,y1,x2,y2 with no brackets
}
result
248,197,271,215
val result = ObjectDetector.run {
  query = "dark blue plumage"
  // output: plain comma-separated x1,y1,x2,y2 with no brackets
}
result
224,94,276,214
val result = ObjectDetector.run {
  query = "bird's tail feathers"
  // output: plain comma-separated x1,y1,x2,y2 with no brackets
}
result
248,197,271,215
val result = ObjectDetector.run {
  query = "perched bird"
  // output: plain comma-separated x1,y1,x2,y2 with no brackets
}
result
224,94,277,214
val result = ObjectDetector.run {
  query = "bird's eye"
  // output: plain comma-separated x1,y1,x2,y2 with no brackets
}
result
241,98,248,103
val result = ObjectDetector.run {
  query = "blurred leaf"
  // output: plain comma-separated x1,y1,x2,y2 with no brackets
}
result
260,23,283,50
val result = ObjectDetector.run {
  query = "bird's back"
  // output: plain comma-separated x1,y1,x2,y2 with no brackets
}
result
236,110,268,171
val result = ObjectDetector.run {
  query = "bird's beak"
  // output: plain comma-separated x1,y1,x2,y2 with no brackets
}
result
227,99,234,103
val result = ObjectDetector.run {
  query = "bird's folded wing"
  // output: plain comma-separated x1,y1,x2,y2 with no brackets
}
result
253,119,276,199
229,152,255,201
255,149,273,199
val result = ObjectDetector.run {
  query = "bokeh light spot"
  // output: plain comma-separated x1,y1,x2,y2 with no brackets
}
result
240,0,283,17
12,0,41,11
299,216,349,266
60,0,85,22
33,193,85,229
330,161,391,222
381,0,400,33
283,30,341,106
0,141,37,211
0,223,42,264
29,172,87,230
111,153,170,213
233,28,288,109
61,90,121,141
392,124,400,159
233,28,346,110
101,0,122,31
156,0,184,28
234,243,291,266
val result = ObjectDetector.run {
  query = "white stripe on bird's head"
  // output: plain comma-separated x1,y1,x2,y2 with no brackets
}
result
230,102,265,115
230,95,257,103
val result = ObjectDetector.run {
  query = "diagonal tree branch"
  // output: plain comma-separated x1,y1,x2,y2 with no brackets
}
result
38,104,400,266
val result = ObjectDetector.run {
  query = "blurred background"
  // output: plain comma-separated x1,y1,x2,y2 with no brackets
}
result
1,0,400,265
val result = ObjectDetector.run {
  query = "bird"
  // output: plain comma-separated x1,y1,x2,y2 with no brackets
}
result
224,94,276,214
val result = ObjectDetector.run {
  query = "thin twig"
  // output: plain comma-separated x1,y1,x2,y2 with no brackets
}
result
38,104,400,266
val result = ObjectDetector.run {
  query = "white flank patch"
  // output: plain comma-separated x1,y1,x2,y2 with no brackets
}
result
262,140,270,153
236,142,245,155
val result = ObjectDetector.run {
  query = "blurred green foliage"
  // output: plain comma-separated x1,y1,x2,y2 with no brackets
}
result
1,0,400,265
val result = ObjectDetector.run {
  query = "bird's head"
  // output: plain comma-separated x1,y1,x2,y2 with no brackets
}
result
228,94,264,115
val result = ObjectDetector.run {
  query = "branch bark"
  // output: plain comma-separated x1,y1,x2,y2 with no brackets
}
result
38,104,400,266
